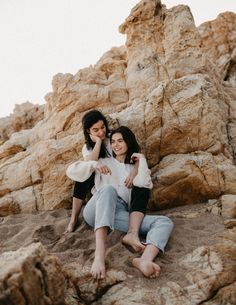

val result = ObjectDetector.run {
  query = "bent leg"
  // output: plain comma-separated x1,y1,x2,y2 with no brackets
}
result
65,197,83,233
113,198,130,232
114,201,173,278
66,175,95,232
133,215,173,278
114,199,144,251
122,211,145,252
114,206,173,253
83,185,118,279
132,244,160,278
130,187,150,214
140,215,174,253
122,187,150,252
91,227,108,279
83,185,118,233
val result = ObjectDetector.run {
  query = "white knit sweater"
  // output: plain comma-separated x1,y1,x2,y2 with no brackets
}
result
66,157,153,204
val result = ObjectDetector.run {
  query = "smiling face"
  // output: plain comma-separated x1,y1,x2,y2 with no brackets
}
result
88,120,106,140
111,132,128,161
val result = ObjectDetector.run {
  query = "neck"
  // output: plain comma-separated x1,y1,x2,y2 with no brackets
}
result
103,137,108,145
115,155,126,163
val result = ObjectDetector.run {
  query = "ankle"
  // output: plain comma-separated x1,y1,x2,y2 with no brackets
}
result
126,231,139,237
70,215,78,222
94,254,105,261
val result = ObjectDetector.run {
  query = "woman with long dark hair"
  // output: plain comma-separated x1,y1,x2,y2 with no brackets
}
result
66,110,150,255
66,110,111,233
67,126,173,279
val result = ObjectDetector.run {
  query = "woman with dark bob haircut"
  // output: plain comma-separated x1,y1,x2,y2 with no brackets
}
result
67,125,173,279
110,126,140,163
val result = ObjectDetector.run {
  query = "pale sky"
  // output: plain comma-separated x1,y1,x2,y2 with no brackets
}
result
0,0,235,118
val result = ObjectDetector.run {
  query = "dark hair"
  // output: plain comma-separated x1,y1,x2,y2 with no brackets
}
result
82,110,110,158
110,126,140,164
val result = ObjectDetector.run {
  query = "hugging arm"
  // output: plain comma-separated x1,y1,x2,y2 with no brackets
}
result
132,157,153,189
66,160,98,182
125,162,138,188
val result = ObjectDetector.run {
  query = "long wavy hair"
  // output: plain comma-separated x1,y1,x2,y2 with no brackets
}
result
110,126,140,164
82,110,110,158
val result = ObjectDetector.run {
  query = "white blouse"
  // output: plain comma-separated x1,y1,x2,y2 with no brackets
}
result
66,156,153,204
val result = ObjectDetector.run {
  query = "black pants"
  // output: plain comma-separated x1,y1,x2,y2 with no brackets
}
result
73,176,150,214
73,173,95,200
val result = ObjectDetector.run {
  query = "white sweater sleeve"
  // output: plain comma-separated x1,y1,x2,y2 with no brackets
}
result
82,144,92,158
66,160,98,182
133,158,153,189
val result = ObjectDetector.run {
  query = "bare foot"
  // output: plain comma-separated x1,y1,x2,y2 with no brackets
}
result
65,220,77,233
91,257,106,279
122,233,145,253
132,258,161,278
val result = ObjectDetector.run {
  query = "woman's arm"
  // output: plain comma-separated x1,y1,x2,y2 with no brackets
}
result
132,153,153,189
66,160,98,182
84,136,103,161
124,163,138,188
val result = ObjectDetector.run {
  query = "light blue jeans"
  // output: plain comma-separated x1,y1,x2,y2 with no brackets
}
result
83,185,173,253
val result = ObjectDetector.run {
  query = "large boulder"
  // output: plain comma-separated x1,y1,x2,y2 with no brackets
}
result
0,243,65,305
0,0,236,214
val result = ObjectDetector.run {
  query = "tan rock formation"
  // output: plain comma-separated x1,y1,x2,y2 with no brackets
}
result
0,1,236,303
0,0,236,216
0,243,65,305
198,12,236,83
65,263,126,303
206,194,236,219
0,102,44,143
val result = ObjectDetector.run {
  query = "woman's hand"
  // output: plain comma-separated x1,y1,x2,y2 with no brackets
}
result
130,153,144,163
90,134,102,143
124,171,137,188
124,153,144,188
97,165,112,175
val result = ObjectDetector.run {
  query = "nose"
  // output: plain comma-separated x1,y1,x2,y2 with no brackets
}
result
113,142,119,148
98,131,105,139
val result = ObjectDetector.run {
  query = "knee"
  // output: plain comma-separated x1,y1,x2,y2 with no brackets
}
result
163,216,174,231
153,216,174,231
100,185,117,196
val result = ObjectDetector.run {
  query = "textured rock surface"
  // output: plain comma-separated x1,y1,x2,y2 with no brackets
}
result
0,243,65,305
0,204,235,305
1,2,236,214
0,1,236,303
198,12,236,83
65,263,127,303
0,102,44,143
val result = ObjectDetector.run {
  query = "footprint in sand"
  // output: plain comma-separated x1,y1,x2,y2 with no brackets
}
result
32,225,60,245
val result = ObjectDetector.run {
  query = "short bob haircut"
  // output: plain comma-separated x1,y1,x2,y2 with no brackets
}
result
110,126,140,164
82,110,110,158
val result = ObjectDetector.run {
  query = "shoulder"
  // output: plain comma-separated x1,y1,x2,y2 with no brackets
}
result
82,144,91,157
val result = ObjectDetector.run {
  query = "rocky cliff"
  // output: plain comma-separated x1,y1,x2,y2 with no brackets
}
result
0,1,236,304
